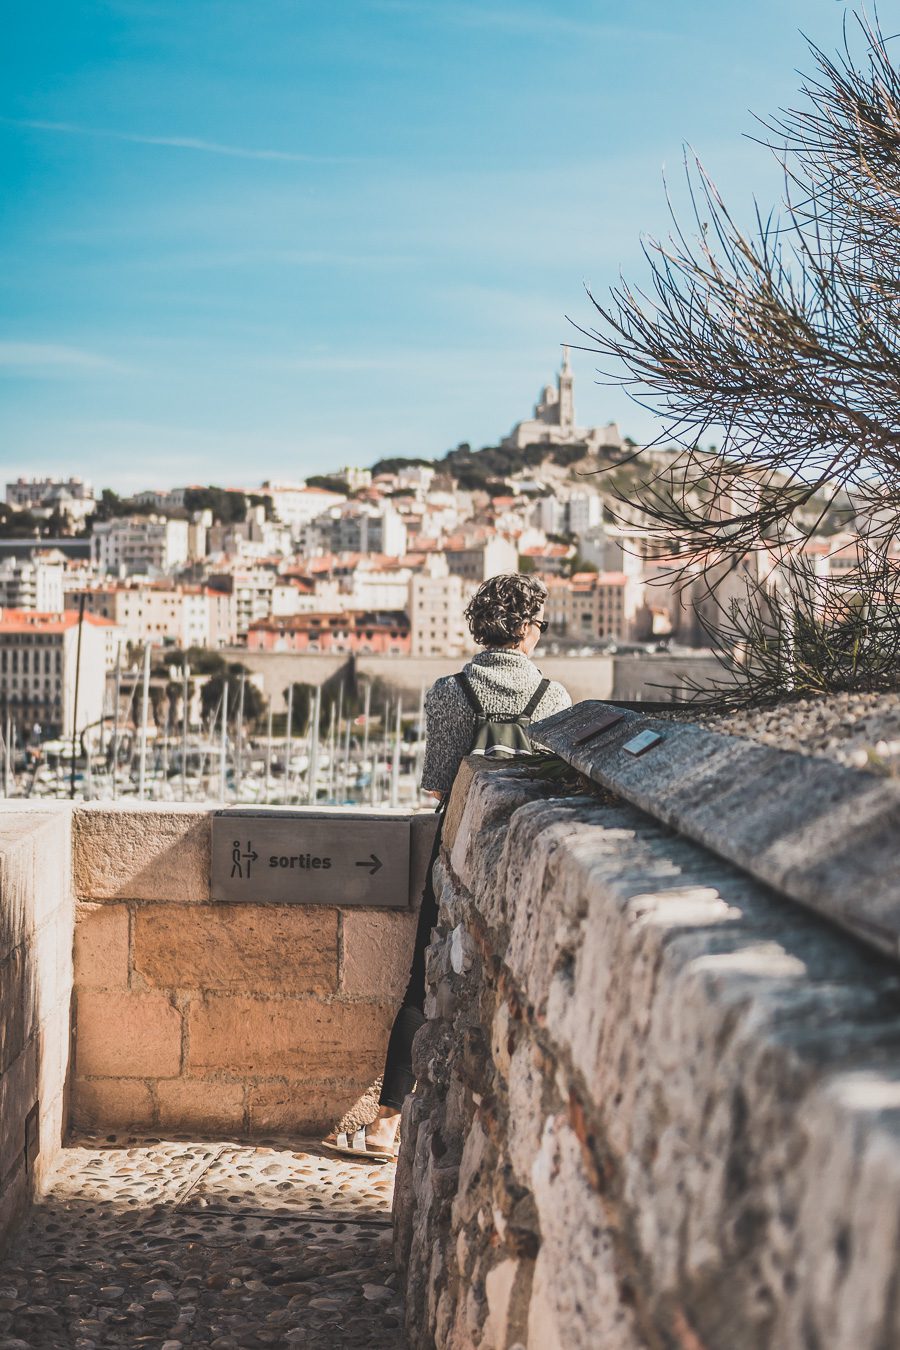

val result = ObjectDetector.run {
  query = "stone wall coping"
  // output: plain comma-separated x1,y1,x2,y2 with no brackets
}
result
531,699,900,961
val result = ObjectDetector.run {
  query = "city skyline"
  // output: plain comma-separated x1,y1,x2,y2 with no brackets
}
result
3,0,849,489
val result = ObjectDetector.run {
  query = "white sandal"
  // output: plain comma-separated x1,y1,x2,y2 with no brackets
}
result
321,1127,398,1162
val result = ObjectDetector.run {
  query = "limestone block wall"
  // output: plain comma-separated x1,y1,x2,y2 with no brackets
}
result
0,806,73,1251
394,759,900,1350
71,804,436,1137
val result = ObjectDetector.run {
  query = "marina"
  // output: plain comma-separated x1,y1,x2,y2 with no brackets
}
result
3,646,431,809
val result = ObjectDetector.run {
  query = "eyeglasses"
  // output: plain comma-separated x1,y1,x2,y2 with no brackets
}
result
530,619,549,633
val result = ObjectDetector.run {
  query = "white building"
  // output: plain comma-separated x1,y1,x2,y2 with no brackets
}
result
261,482,347,537
206,567,276,641
444,534,519,583
91,516,190,577
6,477,96,521
0,550,66,613
310,502,408,558
409,559,474,658
207,506,291,559
0,609,118,739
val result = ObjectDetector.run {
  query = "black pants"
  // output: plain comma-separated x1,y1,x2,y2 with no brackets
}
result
378,805,444,1111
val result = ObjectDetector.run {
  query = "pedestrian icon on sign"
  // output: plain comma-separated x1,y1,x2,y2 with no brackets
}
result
231,839,259,879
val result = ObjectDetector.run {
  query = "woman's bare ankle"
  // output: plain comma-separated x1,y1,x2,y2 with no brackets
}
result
367,1107,400,1143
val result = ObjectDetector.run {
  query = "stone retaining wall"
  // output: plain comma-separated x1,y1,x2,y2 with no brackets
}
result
0,806,72,1251
394,758,900,1350
71,804,437,1137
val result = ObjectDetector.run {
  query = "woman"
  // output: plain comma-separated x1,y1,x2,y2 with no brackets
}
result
326,572,571,1159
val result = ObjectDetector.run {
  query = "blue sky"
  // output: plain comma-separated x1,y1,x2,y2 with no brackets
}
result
1,0,854,492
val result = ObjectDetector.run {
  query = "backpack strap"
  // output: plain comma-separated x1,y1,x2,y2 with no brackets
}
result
521,678,550,719
454,672,486,718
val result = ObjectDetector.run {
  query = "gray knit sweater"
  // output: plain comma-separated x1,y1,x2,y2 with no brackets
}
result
420,649,572,794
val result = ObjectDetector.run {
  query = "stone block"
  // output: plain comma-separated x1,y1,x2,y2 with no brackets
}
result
0,1040,37,1182
73,804,210,902
132,904,338,994
0,946,26,1076
341,909,417,998
441,757,511,854
74,903,130,990
75,990,182,1078
32,913,74,1028
247,1080,361,1135
0,829,35,963
70,1077,155,1131
530,702,900,965
156,1077,245,1133
187,995,393,1080
483,1258,521,1350
30,814,71,931
529,1115,643,1350
37,1001,71,1115
0,1153,29,1256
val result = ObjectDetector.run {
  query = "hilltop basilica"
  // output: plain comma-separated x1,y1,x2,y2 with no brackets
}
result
501,347,625,454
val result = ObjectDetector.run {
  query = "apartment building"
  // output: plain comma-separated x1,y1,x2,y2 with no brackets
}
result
206,567,276,641
408,570,473,658
309,502,408,558
444,534,518,583
0,609,117,738
247,611,410,655
92,516,190,576
0,550,66,612
544,572,633,641
66,582,237,650
261,482,347,536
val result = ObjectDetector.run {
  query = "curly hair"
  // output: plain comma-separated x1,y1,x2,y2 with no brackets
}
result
464,573,549,648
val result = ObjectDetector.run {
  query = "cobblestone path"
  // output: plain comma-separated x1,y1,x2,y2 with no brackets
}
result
0,1137,403,1349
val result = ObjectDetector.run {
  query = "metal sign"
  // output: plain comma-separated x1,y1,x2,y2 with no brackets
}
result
623,730,664,757
211,813,411,908
573,710,626,745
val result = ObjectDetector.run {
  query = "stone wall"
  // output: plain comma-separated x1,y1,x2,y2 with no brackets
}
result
0,805,72,1251
226,650,726,709
71,804,437,1137
394,758,900,1350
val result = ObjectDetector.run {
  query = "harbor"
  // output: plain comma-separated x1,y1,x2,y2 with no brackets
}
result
3,646,430,809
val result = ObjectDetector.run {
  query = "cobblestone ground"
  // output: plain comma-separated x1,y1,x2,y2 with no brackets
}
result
0,1137,402,1349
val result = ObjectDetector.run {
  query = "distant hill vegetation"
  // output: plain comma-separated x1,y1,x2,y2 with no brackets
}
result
371,439,629,493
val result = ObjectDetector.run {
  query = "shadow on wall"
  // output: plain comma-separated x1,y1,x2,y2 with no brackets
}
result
0,807,74,1253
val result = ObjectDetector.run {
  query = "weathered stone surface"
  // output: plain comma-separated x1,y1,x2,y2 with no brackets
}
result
0,948,25,1076
70,1076,155,1131
75,990,182,1078
156,1077,245,1132
531,700,900,962
342,910,417,998
73,804,211,902
0,1042,37,1181
395,760,900,1350
246,1081,361,1135
0,808,73,1254
133,904,338,993
187,995,393,1080
74,902,130,990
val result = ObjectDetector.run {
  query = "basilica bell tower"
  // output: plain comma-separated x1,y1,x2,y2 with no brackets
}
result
558,345,575,430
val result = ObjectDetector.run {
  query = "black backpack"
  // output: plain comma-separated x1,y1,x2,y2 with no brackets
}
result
453,672,551,759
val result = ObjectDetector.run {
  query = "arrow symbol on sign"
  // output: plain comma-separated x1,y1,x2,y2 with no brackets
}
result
355,853,383,876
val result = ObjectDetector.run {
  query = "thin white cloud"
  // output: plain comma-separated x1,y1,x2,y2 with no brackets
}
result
0,342,128,373
1,117,348,164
